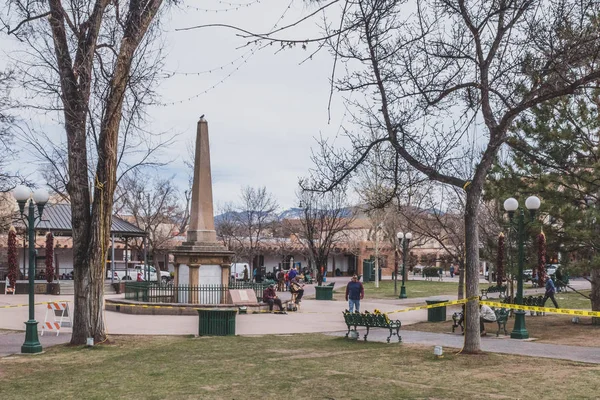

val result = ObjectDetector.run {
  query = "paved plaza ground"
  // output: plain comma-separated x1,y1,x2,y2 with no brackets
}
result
1,276,598,364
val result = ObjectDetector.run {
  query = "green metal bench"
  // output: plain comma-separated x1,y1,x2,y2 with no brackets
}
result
493,308,510,337
343,311,401,343
481,285,507,299
454,307,509,336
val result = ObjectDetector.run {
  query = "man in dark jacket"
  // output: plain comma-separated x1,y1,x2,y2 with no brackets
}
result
345,275,364,313
542,276,559,308
263,284,286,313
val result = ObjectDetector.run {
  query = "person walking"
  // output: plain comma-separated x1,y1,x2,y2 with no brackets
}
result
449,264,455,278
243,266,249,282
555,267,564,292
542,275,560,308
345,275,364,313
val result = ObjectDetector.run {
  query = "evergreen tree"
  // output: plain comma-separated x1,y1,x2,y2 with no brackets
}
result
486,92,600,320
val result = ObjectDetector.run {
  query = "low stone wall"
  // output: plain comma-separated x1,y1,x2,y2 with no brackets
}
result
105,298,273,316
1,281,60,295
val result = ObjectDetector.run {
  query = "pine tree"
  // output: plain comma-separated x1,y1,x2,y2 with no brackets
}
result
486,91,600,320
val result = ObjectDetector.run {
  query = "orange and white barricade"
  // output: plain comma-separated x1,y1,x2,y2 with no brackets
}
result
4,276,15,295
41,302,72,336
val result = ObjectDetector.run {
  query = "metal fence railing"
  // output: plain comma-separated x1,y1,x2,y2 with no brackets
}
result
124,282,269,304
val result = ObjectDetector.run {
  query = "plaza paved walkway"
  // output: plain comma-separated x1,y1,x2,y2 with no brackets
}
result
1,277,597,363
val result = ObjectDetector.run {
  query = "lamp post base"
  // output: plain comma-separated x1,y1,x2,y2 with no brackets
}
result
399,286,407,299
510,310,529,339
21,320,42,354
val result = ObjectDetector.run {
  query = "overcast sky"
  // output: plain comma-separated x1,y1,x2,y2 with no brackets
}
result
157,0,349,211
2,1,352,211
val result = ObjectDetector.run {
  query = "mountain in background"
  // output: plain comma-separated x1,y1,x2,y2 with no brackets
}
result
215,206,357,223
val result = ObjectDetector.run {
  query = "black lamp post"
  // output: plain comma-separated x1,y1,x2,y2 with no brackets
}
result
503,195,541,340
397,231,412,299
13,185,49,354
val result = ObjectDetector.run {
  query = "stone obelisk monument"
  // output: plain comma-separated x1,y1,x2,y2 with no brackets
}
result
172,117,233,303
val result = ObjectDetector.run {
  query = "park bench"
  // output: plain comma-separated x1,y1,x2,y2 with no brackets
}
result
524,295,545,316
503,295,545,316
452,307,510,336
452,311,464,333
480,285,507,299
343,311,402,343
493,308,510,336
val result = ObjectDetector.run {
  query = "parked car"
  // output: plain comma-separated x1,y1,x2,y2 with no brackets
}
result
546,264,559,276
110,265,170,283
523,265,559,282
230,263,249,281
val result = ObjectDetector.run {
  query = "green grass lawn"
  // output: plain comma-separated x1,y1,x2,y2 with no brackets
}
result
334,280,460,300
553,290,593,310
1,334,598,399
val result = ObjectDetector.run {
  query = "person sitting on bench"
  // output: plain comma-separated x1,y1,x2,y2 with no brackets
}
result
290,277,305,304
262,284,286,313
480,303,497,336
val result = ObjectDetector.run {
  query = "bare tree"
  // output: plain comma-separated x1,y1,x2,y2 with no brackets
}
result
0,69,31,192
2,0,177,344
218,186,279,275
114,171,184,272
295,185,355,285
293,0,600,353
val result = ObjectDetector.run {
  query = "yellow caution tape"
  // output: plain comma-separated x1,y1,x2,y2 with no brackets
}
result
0,300,72,309
480,300,600,318
108,303,296,314
387,297,478,314
10,296,595,319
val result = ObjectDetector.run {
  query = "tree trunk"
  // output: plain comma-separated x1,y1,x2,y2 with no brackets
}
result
67,117,95,345
457,258,465,300
69,0,165,344
591,268,600,325
462,190,481,353
316,254,327,286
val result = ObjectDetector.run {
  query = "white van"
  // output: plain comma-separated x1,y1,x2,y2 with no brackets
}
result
231,263,249,281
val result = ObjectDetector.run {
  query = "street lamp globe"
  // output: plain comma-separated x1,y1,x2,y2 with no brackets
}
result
503,197,518,212
525,196,541,210
397,232,404,240
13,185,31,202
405,232,413,240
32,188,49,204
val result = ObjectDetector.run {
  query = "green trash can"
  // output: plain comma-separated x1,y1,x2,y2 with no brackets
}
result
197,308,237,336
426,300,448,322
315,285,334,300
